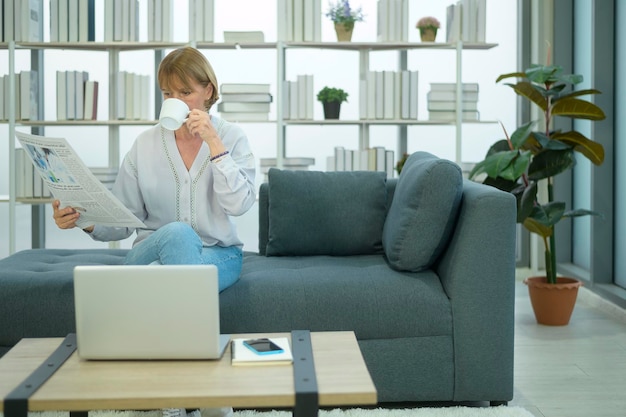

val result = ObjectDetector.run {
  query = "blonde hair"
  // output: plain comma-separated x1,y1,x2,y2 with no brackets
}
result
157,47,220,110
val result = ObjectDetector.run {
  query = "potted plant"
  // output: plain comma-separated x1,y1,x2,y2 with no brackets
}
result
469,62,606,325
317,86,348,119
325,0,364,42
416,16,440,42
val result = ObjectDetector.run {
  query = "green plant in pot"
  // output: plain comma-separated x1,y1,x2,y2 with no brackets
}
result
469,63,606,325
317,86,348,120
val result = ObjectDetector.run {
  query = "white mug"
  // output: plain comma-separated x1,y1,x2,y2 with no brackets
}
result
159,98,190,130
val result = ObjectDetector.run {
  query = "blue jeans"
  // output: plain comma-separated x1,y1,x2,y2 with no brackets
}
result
124,222,243,292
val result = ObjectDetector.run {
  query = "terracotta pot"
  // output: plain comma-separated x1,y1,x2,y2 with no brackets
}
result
419,28,437,42
523,276,583,326
334,22,354,42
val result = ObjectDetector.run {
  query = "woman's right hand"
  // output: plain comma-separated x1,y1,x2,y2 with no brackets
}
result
52,199,88,231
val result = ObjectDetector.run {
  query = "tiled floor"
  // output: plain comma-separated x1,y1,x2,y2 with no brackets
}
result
511,270,626,417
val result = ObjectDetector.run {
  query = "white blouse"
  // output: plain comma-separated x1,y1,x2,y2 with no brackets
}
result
89,116,256,248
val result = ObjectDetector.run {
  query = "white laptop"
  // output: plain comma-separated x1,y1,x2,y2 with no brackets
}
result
73,265,230,360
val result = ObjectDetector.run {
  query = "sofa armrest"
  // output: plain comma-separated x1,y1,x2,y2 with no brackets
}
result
435,179,517,402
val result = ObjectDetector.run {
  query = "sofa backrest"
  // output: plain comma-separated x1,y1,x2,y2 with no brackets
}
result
257,151,463,272
257,177,397,255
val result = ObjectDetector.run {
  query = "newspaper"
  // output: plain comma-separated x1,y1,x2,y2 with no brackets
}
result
15,131,146,229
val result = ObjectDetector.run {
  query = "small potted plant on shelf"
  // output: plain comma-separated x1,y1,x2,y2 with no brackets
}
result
416,16,440,42
469,61,606,326
325,0,364,42
317,86,348,119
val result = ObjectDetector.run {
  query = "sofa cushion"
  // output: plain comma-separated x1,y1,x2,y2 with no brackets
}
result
265,169,388,256
383,152,463,272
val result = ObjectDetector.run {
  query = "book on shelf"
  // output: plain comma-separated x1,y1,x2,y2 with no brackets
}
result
78,0,96,42
223,31,264,43
83,80,99,120
277,0,320,41
462,0,487,43
220,93,273,103
430,82,479,92
427,100,478,111
17,0,44,42
428,110,480,121
231,337,293,366
383,71,395,120
220,83,271,94
361,70,418,120
330,146,395,179
446,0,487,43
219,112,269,122
19,71,38,121
217,102,270,113
427,90,479,102
377,0,408,42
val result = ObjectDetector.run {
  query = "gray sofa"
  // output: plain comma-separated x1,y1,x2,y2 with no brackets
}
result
0,152,517,405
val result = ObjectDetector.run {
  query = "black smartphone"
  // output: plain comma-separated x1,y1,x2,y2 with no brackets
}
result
242,338,284,355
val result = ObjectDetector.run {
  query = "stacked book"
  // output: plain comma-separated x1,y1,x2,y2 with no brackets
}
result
0,71,39,121
260,157,315,182
328,146,395,179
360,70,419,120
282,75,314,121
427,82,480,121
55,70,100,120
446,0,487,43
1,0,44,42
376,0,409,42
217,84,273,122
189,0,214,42
277,0,321,42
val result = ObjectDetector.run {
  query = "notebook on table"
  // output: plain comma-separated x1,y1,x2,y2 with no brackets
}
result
73,264,229,360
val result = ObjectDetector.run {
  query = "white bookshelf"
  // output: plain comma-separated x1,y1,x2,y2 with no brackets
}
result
1,0,498,254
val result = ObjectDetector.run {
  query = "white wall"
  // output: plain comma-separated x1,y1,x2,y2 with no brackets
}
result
0,0,518,256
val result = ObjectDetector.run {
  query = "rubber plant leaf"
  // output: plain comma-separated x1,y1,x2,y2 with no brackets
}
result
551,97,606,120
509,81,548,111
552,131,605,165
528,149,576,181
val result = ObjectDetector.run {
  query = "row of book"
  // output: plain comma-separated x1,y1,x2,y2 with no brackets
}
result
51,0,96,42
446,0,487,43
277,0,322,42
359,70,419,121
114,71,151,120
0,71,38,121
55,70,99,121
329,146,396,179
377,0,409,42
1,0,44,42
189,0,214,42
217,83,273,122
427,82,480,121
282,75,314,121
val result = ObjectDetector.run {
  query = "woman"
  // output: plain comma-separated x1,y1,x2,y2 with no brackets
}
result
52,46,256,293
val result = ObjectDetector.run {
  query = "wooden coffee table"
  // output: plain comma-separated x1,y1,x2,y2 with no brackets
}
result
0,331,376,417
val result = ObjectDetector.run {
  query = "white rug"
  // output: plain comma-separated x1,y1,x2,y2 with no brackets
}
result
0,407,534,417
